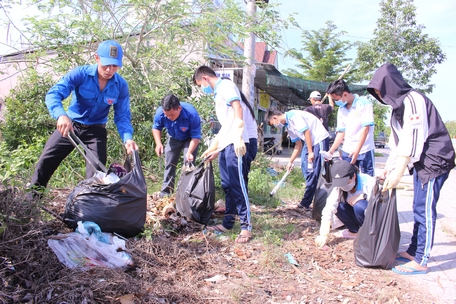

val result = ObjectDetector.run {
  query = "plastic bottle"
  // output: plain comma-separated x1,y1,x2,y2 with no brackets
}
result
307,162,314,173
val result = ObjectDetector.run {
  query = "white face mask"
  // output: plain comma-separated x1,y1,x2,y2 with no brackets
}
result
340,180,355,192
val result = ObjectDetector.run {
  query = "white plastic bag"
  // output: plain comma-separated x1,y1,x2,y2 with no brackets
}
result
48,222,134,269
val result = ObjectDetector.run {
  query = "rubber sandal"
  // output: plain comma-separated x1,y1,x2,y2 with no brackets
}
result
395,255,412,263
235,231,252,243
333,229,357,239
392,265,428,275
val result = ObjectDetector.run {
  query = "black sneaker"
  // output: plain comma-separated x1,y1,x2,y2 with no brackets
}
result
297,203,311,211
25,191,43,202
25,185,45,202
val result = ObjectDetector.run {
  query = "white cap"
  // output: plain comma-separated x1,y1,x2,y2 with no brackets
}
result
308,91,321,100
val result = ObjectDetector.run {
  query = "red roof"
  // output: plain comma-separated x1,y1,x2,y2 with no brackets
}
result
254,42,276,65
239,41,277,65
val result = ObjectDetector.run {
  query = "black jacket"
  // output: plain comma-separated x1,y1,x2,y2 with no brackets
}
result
367,63,455,184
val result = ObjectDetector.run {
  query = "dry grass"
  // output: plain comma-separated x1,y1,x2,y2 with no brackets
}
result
0,187,434,304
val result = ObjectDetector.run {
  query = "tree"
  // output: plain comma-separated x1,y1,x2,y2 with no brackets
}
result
282,21,355,83
445,120,456,139
1,0,290,164
355,0,445,93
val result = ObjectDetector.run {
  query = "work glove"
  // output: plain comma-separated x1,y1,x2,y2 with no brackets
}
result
320,150,333,161
383,156,410,191
315,219,331,248
201,136,219,159
231,118,246,157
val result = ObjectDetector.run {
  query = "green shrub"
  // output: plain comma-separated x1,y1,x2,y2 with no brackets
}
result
1,70,55,149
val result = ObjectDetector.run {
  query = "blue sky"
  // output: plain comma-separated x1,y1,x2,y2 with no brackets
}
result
1,0,455,122
272,0,456,122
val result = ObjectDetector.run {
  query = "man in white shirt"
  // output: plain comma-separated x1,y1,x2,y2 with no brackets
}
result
193,66,252,243
325,80,375,176
265,107,329,211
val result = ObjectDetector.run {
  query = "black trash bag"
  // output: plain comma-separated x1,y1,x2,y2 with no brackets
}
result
63,150,147,238
312,178,334,222
312,160,333,221
175,161,215,225
321,159,332,184
353,180,400,269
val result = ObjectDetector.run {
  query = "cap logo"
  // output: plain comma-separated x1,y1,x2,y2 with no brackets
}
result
109,46,118,58
335,174,340,178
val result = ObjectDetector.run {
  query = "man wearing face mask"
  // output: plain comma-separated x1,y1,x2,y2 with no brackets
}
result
367,63,455,275
152,94,201,199
315,160,376,248
264,107,329,211
324,80,375,177
192,65,252,243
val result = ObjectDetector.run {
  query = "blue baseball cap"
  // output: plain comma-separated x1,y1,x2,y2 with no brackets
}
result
97,40,123,67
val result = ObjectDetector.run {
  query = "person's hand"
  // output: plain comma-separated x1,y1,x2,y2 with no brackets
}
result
379,168,388,179
348,151,359,164
204,151,219,162
315,219,331,248
347,193,366,206
125,140,138,154
286,161,293,172
57,115,73,138
232,118,246,157
315,235,328,248
155,143,164,157
186,151,194,163
202,137,219,159
383,156,410,191
320,150,333,161
308,151,315,162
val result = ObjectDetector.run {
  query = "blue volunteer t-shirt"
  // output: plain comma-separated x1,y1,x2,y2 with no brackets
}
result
45,64,133,143
152,102,201,141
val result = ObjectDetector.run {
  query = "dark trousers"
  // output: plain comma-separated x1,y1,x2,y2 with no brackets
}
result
341,149,375,177
242,138,258,189
336,199,368,233
300,140,326,208
161,137,199,194
31,124,107,188
219,144,251,231
301,137,330,178
407,171,448,266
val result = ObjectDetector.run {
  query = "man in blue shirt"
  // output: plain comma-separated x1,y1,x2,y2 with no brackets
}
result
30,40,138,197
152,94,201,198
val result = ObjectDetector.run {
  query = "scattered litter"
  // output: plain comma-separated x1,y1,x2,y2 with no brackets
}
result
48,221,134,269
204,274,227,283
266,167,278,176
284,252,300,267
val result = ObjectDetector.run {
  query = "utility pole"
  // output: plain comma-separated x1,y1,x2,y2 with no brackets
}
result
242,0,257,112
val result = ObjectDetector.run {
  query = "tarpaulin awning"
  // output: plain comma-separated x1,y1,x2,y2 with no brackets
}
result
254,64,367,108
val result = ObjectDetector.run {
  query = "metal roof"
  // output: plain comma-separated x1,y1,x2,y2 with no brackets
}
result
255,64,367,108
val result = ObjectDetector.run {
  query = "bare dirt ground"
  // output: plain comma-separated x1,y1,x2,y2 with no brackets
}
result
0,187,434,304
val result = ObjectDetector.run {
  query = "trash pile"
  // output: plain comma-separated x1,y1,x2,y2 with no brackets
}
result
47,221,134,269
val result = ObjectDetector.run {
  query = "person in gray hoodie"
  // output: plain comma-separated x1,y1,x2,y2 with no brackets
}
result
367,63,455,275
